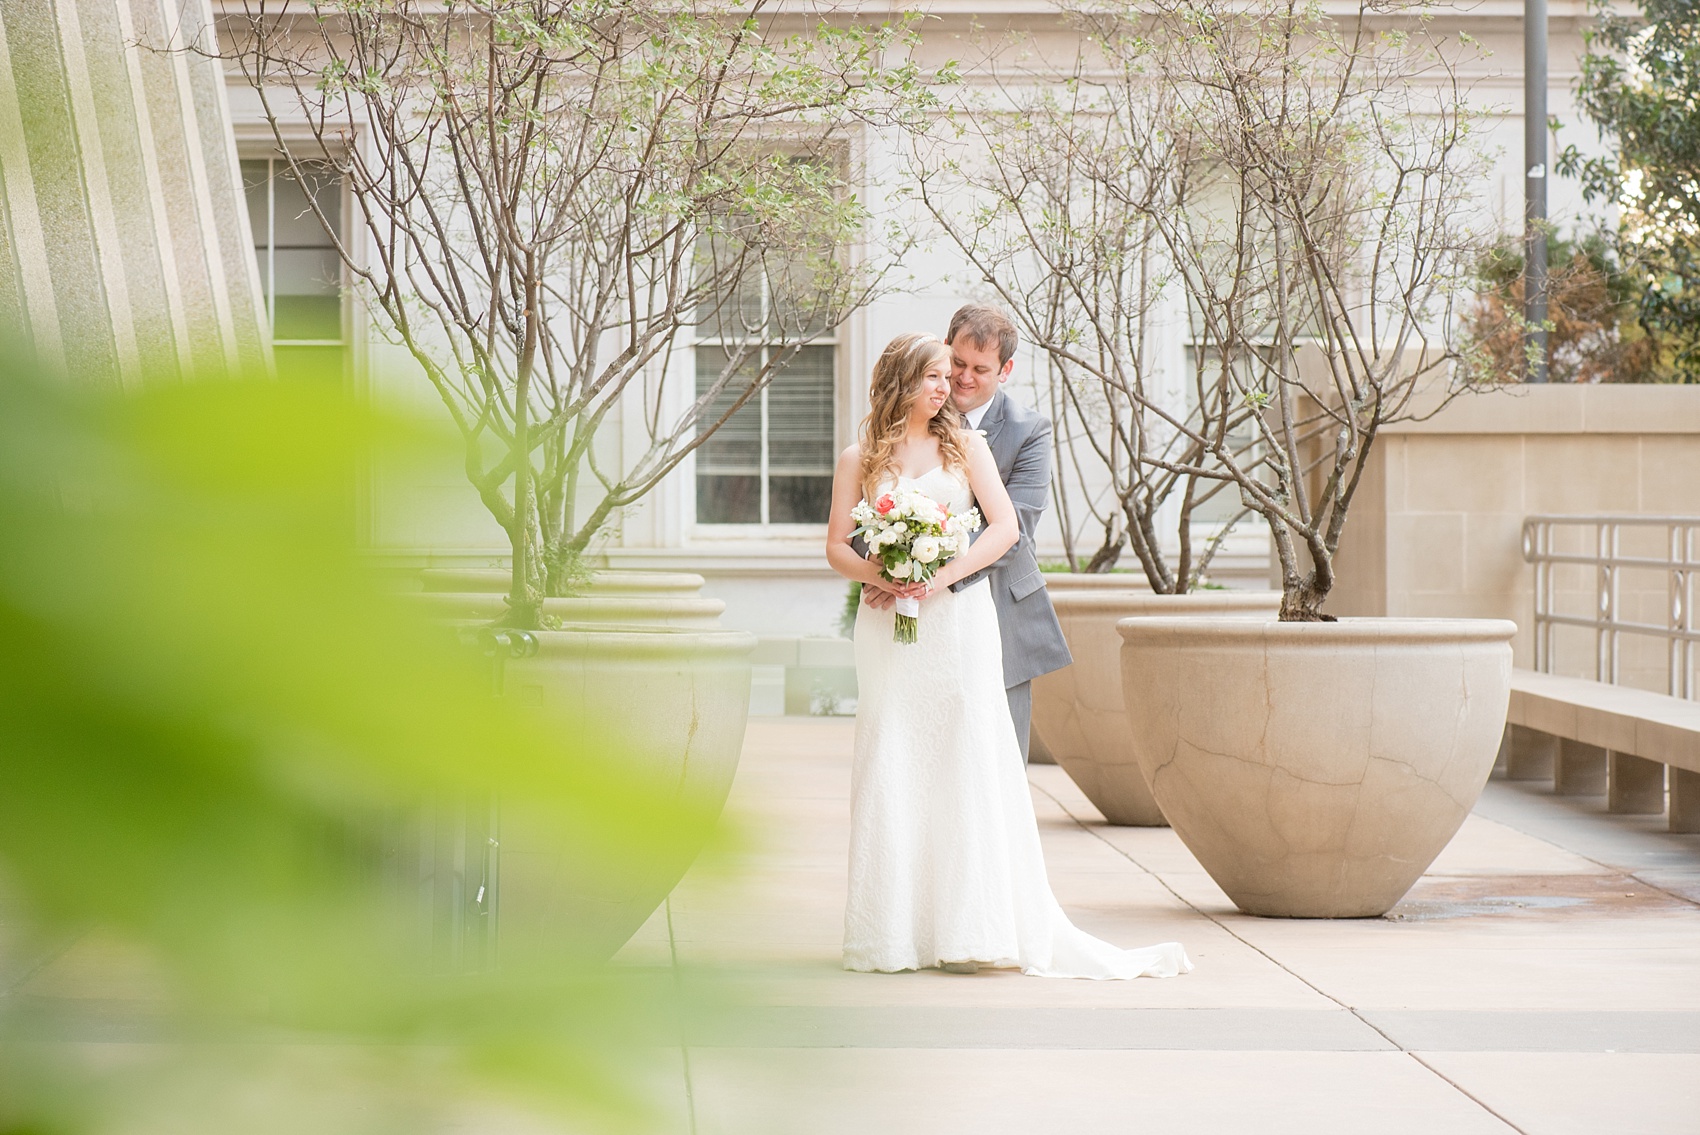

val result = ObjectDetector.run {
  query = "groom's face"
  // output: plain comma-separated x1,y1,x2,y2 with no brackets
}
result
947,336,1012,415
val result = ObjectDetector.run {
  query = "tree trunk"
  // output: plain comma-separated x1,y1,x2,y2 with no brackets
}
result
1084,539,1123,573
1278,577,1337,622
503,270,544,631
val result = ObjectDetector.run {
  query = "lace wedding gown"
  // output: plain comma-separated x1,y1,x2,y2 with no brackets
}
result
844,465,1192,979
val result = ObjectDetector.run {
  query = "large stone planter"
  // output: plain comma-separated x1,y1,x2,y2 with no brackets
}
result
1026,572,1154,763
413,567,723,627
1034,591,1281,824
420,567,708,597
1039,571,1153,592
1117,617,1515,917
406,590,724,628
497,625,756,959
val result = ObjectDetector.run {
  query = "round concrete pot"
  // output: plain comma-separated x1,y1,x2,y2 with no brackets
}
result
1039,571,1152,592
404,589,725,628
420,567,708,597
496,625,756,960
1026,572,1153,763
1117,617,1515,917
1034,591,1280,825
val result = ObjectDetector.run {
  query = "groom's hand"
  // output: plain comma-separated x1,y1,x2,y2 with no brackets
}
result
862,581,897,611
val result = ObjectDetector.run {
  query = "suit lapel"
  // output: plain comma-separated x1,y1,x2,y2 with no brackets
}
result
977,391,1009,455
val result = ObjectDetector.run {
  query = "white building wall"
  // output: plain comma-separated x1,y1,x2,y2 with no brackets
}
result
218,2,1613,645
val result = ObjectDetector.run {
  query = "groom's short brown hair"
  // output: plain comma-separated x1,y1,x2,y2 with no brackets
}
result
946,304,1018,367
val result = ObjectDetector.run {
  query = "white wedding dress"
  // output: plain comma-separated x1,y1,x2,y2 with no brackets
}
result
844,466,1192,979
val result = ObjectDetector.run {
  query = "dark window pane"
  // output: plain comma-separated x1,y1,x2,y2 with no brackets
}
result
1181,345,1258,526
695,346,762,478
246,158,346,349
273,295,343,341
272,247,341,295
697,474,761,524
766,346,834,474
241,159,269,232
271,162,341,248
272,245,342,339
274,344,344,385
693,228,763,339
769,252,835,339
769,475,831,524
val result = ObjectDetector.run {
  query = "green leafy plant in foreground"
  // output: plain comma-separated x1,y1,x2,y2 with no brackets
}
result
0,360,725,1134
839,580,863,639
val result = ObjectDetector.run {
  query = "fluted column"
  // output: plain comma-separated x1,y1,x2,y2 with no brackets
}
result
0,0,268,385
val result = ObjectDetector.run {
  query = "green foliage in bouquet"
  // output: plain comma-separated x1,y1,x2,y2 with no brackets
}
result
850,489,981,644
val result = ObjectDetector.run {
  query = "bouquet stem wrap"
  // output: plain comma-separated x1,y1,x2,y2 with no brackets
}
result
893,596,921,644
850,488,982,645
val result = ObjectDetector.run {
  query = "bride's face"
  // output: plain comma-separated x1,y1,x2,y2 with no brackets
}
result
915,356,951,419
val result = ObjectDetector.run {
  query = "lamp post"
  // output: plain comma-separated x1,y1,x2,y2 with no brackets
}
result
1525,0,1550,383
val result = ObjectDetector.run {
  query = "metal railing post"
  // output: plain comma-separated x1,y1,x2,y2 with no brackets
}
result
1682,523,1696,700
1522,513,1700,700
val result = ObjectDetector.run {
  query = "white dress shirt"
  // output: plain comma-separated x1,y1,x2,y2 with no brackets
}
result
962,398,993,431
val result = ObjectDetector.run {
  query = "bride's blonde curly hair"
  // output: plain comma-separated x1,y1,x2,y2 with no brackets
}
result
859,332,970,504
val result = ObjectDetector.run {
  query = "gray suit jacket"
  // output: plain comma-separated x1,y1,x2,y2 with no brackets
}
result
951,391,1072,689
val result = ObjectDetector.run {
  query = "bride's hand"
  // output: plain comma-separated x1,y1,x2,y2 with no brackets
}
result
926,565,959,593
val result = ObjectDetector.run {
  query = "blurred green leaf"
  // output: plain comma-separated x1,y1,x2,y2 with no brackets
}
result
0,358,725,1133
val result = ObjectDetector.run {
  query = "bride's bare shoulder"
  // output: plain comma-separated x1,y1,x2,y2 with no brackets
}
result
962,429,996,467
837,442,863,470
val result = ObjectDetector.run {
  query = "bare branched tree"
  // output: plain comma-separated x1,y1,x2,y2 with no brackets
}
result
915,18,1259,591
222,0,926,626
1059,0,1495,619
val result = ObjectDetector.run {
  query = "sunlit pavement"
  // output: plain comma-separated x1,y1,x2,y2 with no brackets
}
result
619,716,1700,1135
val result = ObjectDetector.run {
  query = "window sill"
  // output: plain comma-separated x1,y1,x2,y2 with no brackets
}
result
689,524,827,541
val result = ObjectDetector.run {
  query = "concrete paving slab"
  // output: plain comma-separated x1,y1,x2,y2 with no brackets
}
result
684,1006,1700,1054
1366,1011,1700,1053
1473,780,1700,877
1416,1052,1700,1135
667,716,1700,1132
688,1049,1519,1135
14,713,1700,1132
687,1005,1393,1050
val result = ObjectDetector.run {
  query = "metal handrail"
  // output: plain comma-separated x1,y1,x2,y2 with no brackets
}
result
1522,515,1700,699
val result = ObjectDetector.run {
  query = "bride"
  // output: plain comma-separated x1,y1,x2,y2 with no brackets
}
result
824,331,1192,980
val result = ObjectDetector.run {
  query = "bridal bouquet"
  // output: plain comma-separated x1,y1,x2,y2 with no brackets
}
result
851,488,982,644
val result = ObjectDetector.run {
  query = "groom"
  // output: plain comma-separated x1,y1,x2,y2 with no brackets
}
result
865,303,1072,762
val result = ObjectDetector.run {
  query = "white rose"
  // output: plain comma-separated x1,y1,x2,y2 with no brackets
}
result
912,535,941,564
889,559,913,580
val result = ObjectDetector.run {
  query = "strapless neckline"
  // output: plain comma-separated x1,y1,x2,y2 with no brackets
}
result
885,464,974,515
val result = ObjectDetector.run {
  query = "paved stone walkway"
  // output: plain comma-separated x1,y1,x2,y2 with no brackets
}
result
621,716,1700,1135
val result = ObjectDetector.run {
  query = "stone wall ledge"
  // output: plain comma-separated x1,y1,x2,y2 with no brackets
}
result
1510,669,1700,771
1389,383,1700,436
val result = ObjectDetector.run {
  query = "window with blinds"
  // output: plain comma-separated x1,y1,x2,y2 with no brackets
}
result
692,152,840,527
240,158,345,385
695,343,835,525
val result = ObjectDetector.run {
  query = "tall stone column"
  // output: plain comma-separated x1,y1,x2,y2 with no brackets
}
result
0,0,268,385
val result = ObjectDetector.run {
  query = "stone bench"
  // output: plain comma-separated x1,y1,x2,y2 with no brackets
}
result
1505,669,1700,833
